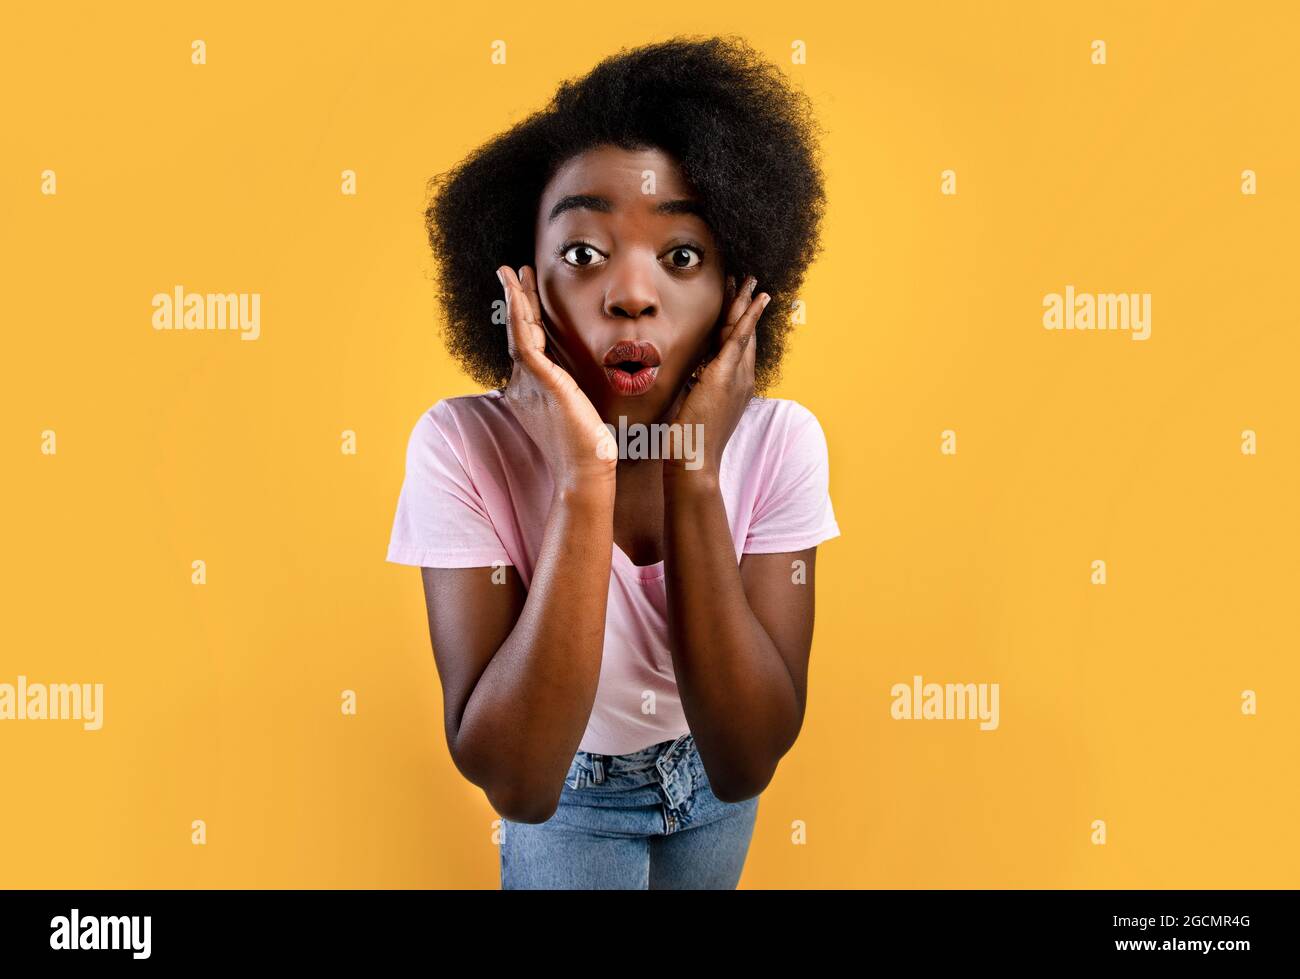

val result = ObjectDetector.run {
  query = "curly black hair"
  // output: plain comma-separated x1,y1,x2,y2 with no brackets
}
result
424,34,827,393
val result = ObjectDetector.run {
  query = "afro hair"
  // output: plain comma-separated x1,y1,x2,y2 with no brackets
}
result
424,34,827,393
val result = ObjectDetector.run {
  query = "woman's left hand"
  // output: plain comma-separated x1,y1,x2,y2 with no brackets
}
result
668,274,770,478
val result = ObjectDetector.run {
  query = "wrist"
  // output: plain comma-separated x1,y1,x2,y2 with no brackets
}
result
552,472,617,509
663,461,721,496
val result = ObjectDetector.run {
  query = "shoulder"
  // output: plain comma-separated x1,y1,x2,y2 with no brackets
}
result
725,396,831,484
735,396,828,448
404,389,527,467
409,389,513,443
417,388,510,429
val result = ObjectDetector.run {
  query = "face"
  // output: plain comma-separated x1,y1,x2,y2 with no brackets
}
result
532,144,728,424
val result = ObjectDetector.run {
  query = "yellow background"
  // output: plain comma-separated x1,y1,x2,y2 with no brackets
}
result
2,1,1296,888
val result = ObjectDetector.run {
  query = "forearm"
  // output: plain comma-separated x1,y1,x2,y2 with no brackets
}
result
662,467,800,801
455,482,614,819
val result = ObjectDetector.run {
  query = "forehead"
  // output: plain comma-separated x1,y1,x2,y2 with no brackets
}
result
538,145,702,220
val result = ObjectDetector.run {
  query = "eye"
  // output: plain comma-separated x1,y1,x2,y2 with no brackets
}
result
560,242,606,268
662,245,703,270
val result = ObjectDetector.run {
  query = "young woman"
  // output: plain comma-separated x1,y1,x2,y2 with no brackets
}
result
387,35,838,888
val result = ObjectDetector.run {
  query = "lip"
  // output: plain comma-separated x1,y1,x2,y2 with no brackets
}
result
601,340,662,368
601,339,662,397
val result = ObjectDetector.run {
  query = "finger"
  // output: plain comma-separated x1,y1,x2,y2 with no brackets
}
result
497,265,521,361
498,265,545,366
720,274,737,321
713,275,737,358
507,264,578,394
742,302,759,377
701,274,745,369
719,274,755,347
718,289,769,372
518,267,567,372
520,265,544,324
519,266,560,365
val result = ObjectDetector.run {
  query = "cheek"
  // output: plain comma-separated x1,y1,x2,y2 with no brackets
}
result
672,283,725,355
538,270,571,328
538,272,596,360
684,325,718,367
676,267,726,326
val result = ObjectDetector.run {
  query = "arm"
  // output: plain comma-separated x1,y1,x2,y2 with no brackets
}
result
420,263,619,824
421,481,613,825
664,466,816,802
664,273,824,801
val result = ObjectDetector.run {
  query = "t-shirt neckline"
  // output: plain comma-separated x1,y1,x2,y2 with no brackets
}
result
612,542,665,582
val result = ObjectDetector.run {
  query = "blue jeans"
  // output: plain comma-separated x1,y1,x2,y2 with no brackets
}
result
499,732,760,889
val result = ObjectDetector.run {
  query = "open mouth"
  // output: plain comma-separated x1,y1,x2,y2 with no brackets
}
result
601,340,661,396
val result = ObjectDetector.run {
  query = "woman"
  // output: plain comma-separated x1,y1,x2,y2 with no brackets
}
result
387,34,838,888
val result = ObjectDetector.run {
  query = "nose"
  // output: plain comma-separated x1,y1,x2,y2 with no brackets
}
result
603,254,658,320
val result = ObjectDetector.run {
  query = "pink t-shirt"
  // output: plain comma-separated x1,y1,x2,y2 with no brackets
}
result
386,389,840,755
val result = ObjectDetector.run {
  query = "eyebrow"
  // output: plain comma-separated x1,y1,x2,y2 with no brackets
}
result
547,194,705,223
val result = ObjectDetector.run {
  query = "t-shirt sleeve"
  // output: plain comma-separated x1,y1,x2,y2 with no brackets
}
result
385,403,514,568
743,402,841,554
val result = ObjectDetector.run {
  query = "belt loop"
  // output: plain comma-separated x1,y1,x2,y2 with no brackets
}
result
666,732,691,766
591,754,606,784
657,733,690,779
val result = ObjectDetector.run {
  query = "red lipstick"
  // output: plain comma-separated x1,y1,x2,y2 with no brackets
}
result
601,339,661,397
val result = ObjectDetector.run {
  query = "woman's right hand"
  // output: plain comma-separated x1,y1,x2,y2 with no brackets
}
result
496,264,618,495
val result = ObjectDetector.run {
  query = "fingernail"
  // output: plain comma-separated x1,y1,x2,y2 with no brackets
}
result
495,269,504,286
760,294,771,308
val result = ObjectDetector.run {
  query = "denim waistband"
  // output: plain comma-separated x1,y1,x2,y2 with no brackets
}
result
577,731,694,788
559,731,719,835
